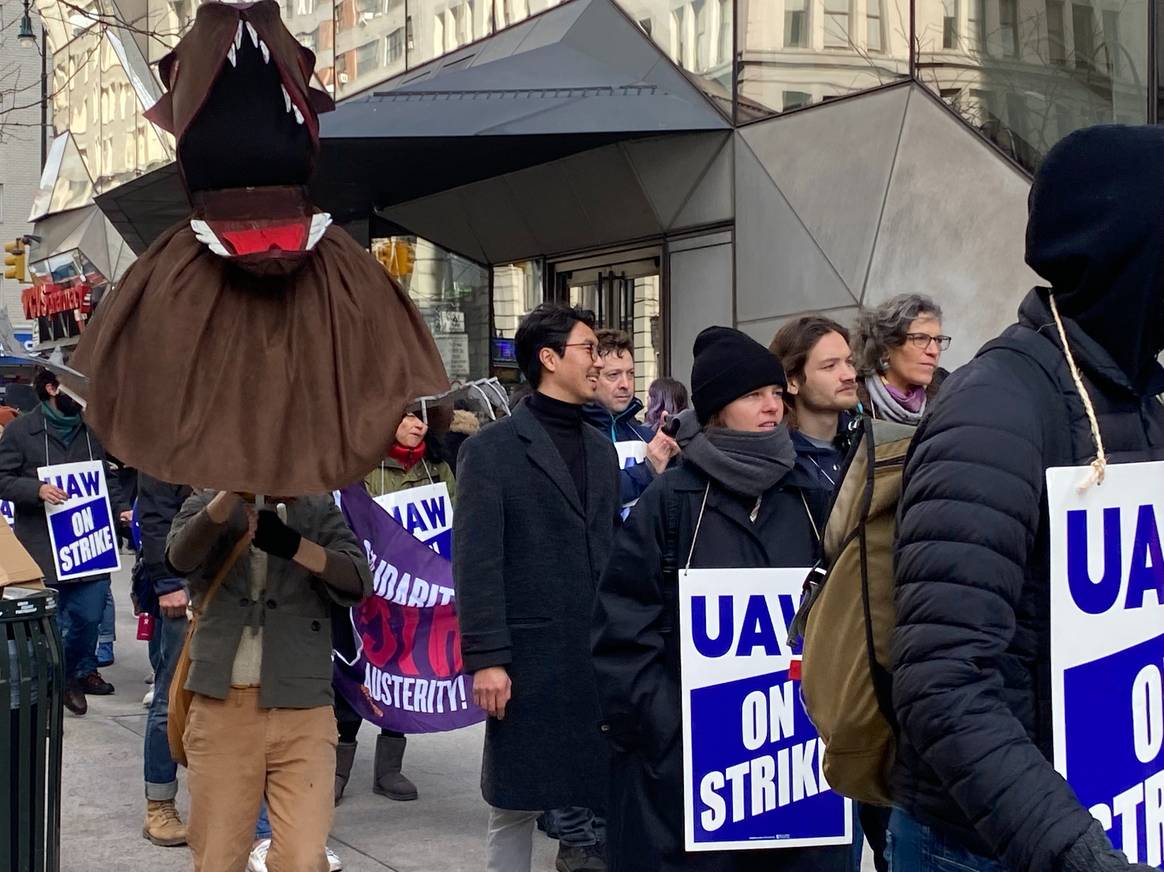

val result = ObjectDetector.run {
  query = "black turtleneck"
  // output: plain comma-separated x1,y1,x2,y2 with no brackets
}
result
527,391,588,503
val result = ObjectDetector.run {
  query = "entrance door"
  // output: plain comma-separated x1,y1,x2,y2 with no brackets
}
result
550,247,663,398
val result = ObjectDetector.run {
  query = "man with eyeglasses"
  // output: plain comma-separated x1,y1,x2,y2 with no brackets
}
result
582,329,680,510
454,302,620,872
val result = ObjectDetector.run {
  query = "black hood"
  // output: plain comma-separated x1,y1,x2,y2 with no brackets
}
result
1026,124,1164,392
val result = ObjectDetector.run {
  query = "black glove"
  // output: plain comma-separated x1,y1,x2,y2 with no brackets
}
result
1059,820,1156,872
253,510,302,561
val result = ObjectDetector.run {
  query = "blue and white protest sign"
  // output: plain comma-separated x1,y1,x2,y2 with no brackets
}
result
373,482,452,558
1049,461,1164,868
679,567,852,851
36,460,120,581
615,442,648,517
615,441,647,472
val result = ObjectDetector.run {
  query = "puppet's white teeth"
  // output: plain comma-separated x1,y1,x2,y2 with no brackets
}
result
259,39,270,64
305,213,332,250
234,21,244,49
191,220,230,258
293,104,304,125
246,22,259,47
282,85,292,112
227,43,237,67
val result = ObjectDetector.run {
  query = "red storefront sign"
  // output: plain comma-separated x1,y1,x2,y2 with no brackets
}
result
22,282,91,320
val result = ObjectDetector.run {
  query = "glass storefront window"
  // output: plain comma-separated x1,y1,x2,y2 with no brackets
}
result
555,251,662,399
25,248,109,346
915,0,1149,173
372,236,490,384
736,0,910,117
491,260,544,387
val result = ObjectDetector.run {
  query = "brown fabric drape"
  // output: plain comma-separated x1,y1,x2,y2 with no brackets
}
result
72,222,449,495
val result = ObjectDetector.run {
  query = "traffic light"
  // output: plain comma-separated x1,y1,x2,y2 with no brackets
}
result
389,238,414,281
4,239,25,283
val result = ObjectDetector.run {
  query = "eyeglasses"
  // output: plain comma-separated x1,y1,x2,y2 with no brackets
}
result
563,341,600,360
904,333,952,351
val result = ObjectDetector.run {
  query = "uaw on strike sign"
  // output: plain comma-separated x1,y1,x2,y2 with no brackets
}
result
679,567,851,851
1049,460,1164,867
37,460,120,581
374,482,452,558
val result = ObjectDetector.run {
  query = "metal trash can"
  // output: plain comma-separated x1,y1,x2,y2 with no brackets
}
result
1,586,63,872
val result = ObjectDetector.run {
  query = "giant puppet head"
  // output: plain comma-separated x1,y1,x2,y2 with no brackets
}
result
145,1,336,269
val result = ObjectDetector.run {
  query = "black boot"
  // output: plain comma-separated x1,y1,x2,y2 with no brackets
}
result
373,734,418,801
334,740,357,805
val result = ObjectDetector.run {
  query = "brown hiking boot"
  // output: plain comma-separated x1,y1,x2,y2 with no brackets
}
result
143,799,188,847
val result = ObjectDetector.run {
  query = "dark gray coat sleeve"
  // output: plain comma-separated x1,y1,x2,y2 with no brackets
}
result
453,435,511,673
0,427,43,507
310,499,372,607
893,358,1095,872
591,477,675,753
166,490,230,594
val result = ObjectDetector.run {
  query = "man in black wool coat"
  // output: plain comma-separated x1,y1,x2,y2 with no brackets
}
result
454,302,620,872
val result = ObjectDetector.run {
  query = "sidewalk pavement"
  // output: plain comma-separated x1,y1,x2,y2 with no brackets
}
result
59,563,559,872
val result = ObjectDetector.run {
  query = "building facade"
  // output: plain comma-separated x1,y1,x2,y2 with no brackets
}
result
30,0,1160,386
0,18,49,343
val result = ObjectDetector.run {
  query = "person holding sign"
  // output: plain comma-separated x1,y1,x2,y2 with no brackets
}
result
583,329,680,508
592,327,851,872
166,491,372,872
455,302,620,872
0,368,127,716
333,405,458,804
892,126,1164,872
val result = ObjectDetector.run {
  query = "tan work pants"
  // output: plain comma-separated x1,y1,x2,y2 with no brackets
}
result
184,687,336,872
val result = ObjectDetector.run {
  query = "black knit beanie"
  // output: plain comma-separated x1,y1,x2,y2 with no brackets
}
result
691,326,787,424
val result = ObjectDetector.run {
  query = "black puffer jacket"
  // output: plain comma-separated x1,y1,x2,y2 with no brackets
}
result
138,473,192,598
893,125,1164,872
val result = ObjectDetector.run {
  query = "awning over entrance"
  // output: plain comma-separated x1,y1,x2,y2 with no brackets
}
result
96,0,729,256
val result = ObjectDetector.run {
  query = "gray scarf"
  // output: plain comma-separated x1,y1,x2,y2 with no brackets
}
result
674,409,796,498
864,375,925,425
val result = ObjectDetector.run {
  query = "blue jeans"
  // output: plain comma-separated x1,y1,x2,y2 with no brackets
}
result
144,612,188,800
52,577,110,680
888,809,1006,872
98,585,115,645
255,800,272,840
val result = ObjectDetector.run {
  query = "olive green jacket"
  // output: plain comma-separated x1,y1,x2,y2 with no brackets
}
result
364,456,457,501
166,491,372,709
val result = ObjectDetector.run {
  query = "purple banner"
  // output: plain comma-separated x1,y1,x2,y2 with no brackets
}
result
334,484,485,733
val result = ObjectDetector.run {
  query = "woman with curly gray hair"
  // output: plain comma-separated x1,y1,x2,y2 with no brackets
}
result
852,294,949,424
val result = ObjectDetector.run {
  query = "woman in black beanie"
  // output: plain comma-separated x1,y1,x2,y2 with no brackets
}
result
591,327,853,872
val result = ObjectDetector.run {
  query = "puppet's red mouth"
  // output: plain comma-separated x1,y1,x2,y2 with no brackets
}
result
191,213,331,257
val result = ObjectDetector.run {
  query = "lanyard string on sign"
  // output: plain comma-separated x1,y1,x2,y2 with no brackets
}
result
43,427,93,465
